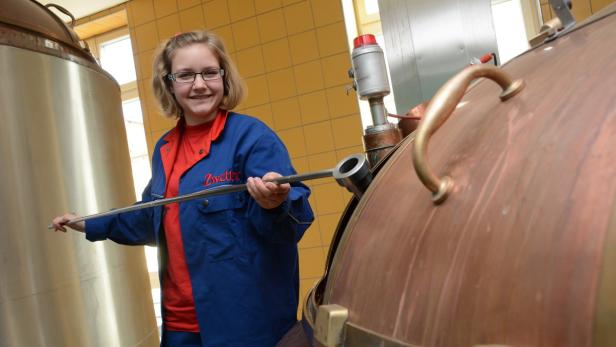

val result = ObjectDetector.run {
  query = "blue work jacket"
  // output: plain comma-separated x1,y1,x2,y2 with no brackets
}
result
86,112,314,346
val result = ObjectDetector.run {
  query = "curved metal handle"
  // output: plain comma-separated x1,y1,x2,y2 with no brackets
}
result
45,3,76,27
412,64,525,204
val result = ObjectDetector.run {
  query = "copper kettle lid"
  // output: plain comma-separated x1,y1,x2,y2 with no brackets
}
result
0,0,82,49
0,0,100,67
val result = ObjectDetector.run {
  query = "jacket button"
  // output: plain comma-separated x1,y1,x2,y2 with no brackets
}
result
199,149,204,154
203,199,209,207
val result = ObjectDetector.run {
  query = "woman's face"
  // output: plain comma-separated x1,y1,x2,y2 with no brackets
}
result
169,43,224,125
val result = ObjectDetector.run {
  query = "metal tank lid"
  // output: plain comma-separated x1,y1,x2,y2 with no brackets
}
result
0,0,98,66
1,0,80,46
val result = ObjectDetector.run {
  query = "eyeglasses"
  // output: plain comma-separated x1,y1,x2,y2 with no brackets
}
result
166,68,225,84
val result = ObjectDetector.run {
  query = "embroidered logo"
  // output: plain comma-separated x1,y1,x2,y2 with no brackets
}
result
204,170,241,186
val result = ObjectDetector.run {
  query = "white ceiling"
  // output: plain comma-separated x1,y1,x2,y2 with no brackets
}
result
36,0,127,21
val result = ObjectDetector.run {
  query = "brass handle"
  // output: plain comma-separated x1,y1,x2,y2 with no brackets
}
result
412,65,525,204
45,3,77,27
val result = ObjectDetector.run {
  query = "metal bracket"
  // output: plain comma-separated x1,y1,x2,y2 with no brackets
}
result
314,304,348,347
546,0,576,41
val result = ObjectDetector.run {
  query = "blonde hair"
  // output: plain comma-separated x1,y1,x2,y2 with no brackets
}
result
152,30,245,118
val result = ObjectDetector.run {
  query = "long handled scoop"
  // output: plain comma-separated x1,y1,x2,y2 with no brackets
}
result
49,153,372,229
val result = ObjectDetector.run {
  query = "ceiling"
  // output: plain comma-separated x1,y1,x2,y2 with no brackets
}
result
36,0,127,21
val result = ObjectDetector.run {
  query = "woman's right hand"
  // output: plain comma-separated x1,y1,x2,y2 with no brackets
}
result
51,213,85,233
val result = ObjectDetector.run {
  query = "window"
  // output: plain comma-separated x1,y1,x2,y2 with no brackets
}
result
85,25,160,329
100,35,137,85
89,29,151,202
121,98,150,197
491,0,532,63
343,0,397,128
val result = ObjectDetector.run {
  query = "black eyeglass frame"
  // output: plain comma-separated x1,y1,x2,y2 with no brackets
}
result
165,68,225,83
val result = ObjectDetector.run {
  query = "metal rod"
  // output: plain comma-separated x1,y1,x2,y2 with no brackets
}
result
49,169,333,229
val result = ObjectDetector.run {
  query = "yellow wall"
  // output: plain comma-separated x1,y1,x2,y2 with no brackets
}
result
540,0,613,22
125,0,363,316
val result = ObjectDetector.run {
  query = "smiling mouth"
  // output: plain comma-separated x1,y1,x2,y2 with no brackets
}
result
190,95,211,99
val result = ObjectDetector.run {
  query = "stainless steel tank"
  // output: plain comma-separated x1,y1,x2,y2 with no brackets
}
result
378,0,499,114
0,1,158,346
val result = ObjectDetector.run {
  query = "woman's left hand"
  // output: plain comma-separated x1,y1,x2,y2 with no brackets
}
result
246,172,290,210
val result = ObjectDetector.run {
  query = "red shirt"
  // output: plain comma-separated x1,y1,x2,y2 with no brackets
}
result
161,111,228,332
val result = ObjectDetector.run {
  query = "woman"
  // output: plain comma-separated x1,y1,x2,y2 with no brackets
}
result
52,30,314,347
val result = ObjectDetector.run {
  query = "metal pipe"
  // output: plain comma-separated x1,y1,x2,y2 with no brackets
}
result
368,97,387,126
48,168,334,229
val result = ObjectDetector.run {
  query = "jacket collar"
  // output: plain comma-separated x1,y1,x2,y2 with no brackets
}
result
159,110,229,184
162,109,229,144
